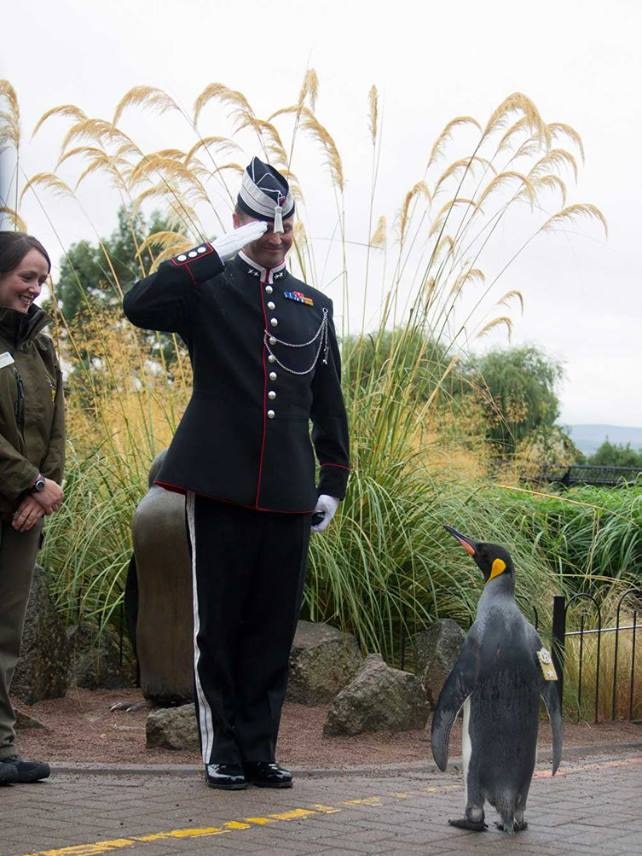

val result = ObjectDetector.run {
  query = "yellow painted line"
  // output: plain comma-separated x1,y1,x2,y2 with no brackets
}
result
266,807,320,821
310,803,342,814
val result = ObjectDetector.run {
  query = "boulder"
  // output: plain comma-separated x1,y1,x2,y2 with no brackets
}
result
14,707,48,731
11,565,70,704
67,623,137,690
287,621,364,704
146,703,199,751
415,619,466,708
323,654,429,736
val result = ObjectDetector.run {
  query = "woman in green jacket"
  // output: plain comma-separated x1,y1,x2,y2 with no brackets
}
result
0,232,65,785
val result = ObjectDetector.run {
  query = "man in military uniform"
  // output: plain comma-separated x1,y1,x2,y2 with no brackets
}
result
123,158,349,790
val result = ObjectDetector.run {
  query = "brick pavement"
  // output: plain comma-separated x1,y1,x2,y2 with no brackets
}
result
0,746,640,856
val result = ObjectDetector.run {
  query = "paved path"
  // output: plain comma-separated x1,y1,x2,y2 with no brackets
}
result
1,746,640,855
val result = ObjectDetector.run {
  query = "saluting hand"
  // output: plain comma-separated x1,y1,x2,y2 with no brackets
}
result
213,221,268,262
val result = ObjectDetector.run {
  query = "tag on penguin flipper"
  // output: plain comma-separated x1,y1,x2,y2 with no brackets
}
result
0,352,15,369
537,647,558,681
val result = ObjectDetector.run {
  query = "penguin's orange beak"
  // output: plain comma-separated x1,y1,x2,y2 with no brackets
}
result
444,525,478,557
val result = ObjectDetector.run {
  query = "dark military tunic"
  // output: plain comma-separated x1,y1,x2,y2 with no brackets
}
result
123,245,349,511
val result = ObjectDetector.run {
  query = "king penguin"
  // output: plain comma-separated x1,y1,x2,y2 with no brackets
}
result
431,525,562,834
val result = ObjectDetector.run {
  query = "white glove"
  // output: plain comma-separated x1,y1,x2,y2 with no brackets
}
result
213,220,268,262
311,495,340,533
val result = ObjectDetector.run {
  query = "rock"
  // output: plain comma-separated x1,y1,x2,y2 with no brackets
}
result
415,619,466,708
146,703,199,750
14,707,48,730
67,623,137,690
287,621,364,704
323,654,429,736
11,565,70,704
133,482,193,704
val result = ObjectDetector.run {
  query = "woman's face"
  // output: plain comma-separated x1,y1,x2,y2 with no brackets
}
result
0,248,50,313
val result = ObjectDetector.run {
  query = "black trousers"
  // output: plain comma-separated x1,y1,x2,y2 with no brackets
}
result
185,493,311,765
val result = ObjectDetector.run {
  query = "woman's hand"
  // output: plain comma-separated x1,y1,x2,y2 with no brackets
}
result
12,495,46,532
32,478,64,514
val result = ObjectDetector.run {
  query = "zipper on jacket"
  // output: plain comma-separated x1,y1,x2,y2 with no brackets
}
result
14,368,25,431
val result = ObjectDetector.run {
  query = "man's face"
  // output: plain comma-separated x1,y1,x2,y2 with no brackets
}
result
233,211,294,269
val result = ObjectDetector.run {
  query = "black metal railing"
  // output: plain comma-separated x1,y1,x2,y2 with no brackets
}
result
536,465,642,488
551,587,641,722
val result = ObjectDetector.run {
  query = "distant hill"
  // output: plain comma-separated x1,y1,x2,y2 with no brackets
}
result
562,424,642,456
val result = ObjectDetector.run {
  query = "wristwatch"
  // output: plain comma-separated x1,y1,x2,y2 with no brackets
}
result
32,474,46,493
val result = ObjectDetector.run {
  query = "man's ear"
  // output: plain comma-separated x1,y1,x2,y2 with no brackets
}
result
232,211,243,229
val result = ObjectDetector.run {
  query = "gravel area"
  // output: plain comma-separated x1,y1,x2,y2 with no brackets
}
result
12,688,641,768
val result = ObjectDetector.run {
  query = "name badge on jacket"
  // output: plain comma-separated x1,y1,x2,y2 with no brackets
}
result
0,352,15,369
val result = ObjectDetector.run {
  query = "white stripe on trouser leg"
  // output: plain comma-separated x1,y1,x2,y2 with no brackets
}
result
186,491,214,764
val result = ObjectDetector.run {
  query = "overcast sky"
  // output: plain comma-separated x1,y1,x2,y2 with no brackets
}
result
2,0,640,427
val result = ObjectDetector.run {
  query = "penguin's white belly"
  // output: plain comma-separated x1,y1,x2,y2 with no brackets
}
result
462,696,472,803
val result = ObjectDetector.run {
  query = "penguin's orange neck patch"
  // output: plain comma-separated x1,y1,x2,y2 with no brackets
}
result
488,558,506,582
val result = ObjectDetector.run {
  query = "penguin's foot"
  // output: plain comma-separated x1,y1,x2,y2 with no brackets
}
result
448,818,487,832
495,820,528,833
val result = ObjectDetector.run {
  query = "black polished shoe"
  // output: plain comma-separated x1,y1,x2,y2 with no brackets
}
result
244,761,293,788
1,755,50,783
0,759,19,785
205,762,247,790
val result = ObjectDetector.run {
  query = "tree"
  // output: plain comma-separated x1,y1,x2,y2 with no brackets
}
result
469,346,564,457
53,206,171,323
589,440,642,467
46,205,183,397
342,327,459,401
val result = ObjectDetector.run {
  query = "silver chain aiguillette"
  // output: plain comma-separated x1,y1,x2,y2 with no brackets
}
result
264,308,329,376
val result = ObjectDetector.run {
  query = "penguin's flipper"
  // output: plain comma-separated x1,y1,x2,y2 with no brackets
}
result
431,634,480,771
540,679,563,774
531,628,563,774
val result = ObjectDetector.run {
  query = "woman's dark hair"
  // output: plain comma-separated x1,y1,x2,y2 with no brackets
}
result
0,231,51,275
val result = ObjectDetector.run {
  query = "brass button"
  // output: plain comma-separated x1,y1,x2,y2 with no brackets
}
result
269,336,277,346
267,410,275,419
268,390,276,400
269,371,277,381
270,318,278,327
268,354,276,363
265,285,273,294
267,301,276,310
